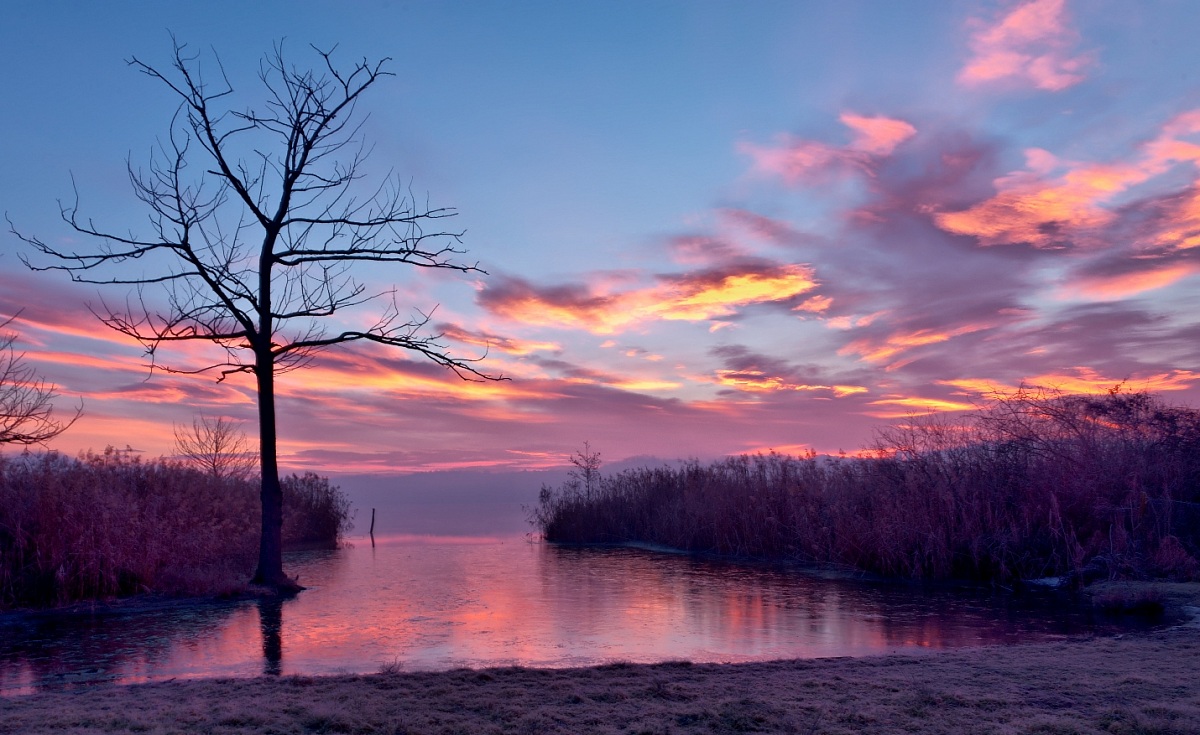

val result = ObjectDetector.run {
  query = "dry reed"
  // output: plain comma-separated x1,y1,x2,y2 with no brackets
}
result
0,448,353,609
534,389,1200,584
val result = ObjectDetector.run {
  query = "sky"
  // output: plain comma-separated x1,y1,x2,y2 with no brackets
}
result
3,0,1200,475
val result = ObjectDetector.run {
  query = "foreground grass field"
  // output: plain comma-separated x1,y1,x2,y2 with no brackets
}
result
2,620,1197,734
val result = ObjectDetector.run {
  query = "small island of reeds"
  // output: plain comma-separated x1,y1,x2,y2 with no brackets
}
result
533,388,1200,586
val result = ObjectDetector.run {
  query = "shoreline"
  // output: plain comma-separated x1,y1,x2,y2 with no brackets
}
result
1,624,1198,733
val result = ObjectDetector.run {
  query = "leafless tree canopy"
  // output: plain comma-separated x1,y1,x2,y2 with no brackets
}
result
174,414,257,480
11,38,501,588
0,316,78,445
14,39,491,380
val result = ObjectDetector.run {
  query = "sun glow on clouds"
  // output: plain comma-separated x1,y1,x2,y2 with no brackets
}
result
935,110,1200,252
480,264,818,334
866,396,977,418
958,0,1092,91
941,369,1200,398
713,369,866,398
1063,263,1200,300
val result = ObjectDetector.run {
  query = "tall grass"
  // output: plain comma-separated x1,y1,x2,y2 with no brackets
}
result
0,447,353,609
533,389,1200,584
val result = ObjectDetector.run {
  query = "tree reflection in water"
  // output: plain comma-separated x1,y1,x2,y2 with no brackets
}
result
258,596,284,676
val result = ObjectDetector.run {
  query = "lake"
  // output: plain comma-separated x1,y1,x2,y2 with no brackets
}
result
0,534,1155,695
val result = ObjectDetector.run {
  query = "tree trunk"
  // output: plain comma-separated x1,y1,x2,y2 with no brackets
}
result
252,350,294,589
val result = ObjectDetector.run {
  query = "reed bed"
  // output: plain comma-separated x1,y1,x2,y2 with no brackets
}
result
0,448,353,609
534,389,1200,584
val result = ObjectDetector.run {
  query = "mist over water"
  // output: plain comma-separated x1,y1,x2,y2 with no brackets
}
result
0,534,1156,695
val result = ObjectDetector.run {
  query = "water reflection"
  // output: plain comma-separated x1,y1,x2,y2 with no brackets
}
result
258,597,283,676
0,536,1158,695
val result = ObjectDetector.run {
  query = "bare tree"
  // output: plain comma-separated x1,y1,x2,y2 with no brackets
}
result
174,413,257,480
11,39,499,590
0,315,79,445
568,441,602,501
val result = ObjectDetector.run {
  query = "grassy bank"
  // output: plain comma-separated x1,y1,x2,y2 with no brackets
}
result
1,625,1197,733
0,448,352,609
534,390,1200,584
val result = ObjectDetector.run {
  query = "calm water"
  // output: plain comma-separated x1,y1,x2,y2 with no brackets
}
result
0,535,1155,695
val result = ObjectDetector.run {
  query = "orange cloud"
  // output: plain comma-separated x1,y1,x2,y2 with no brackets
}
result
481,264,818,334
839,323,992,364
959,0,1092,91
940,368,1200,396
866,396,976,418
1063,262,1200,300
713,368,867,397
934,110,1200,249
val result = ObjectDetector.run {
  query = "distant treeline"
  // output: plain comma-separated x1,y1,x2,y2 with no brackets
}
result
0,448,352,609
533,390,1200,584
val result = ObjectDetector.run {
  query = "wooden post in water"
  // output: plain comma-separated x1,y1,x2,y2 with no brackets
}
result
369,507,376,547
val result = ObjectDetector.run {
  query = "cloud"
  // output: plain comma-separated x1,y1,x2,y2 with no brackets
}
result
958,0,1093,91
865,395,977,418
738,112,916,185
839,113,918,156
707,346,868,398
933,110,1200,250
1063,261,1200,300
667,235,746,266
839,322,996,366
437,323,561,356
941,367,1200,397
479,262,819,334
717,209,817,248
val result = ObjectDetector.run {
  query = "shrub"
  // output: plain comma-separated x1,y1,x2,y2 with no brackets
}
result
282,472,354,549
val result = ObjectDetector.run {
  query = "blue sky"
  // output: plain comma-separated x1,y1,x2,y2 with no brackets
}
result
4,1,1200,472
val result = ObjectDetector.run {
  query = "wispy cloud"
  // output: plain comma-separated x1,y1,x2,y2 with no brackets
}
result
839,323,997,367
437,323,561,356
958,0,1093,91
941,367,1200,396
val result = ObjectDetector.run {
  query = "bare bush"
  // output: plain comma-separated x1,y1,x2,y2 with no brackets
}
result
0,316,78,445
174,414,257,480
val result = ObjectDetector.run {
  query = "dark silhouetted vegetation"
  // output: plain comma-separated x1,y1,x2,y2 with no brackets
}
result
0,448,353,609
533,389,1200,585
0,315,79,445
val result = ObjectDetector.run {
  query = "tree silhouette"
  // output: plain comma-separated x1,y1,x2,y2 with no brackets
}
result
174,414,257,480
0,316,79,445
12,39,498,590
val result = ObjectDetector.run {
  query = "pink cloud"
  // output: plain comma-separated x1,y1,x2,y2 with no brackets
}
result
959,0,1093,91
840,113,917,156
739,112,916,185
